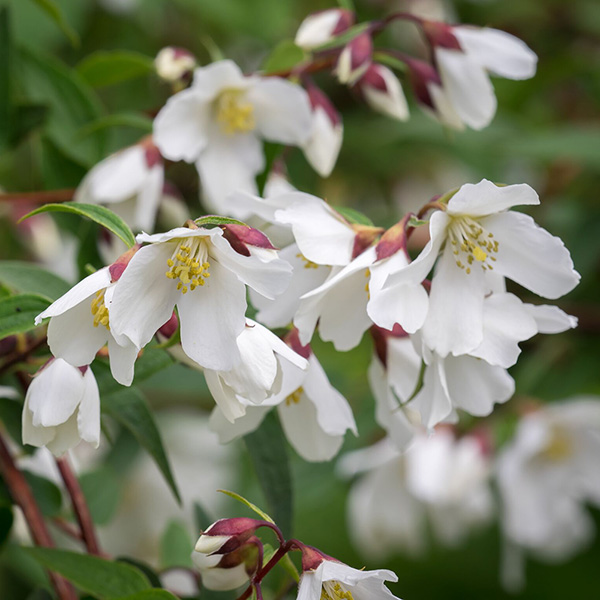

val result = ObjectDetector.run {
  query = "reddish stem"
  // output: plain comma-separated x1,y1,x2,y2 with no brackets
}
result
0,433,77,600
56,456,102,556
0,189,75,204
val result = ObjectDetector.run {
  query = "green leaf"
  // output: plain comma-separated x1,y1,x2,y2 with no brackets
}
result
313,22,370,51
0,7,11,150
0,262,70,302
336,206,374,226
102,388,181,504
29,0,80,47
194,215,246,228
25,548,151,599
77,51,155,89
0,396,29,452
372,52,407,74
0,505,14,548
0,293,50,340
244,412,293,537
11,104,49,144
19,202,136,248
262,40,306,74
77,113,153,140
218,489,274,524
22,471,62,517
159,520,194,570
79,467,120,525
114,591,180,600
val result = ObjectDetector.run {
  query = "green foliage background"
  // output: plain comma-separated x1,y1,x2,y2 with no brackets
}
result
0,0,599,599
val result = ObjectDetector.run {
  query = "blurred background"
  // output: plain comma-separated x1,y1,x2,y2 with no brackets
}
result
0,0,599,598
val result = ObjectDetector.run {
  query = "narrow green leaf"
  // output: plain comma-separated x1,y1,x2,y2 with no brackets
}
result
159,520,194,569
0,261,70,301
19,202,136,248
77,113,153,140
194,215,246,228
77,51,154,88
217,490,274,524
102,388,181,504
25,548,151,599
0,294,50,339
313,22,370,51
29,0,80,47
11,104,49,144
244,412,293,537
199,35,225,62
80,467,120,525
115,591,180,600
408,216,428,228
372,52,407,74
336,206,374,226
22,471,62,517
262,40,307,74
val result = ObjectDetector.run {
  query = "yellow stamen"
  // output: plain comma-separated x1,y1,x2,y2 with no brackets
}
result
90,290,110,330
296,253,319,269
216,90,255,135
165,237,211,293
447,216,499,274
285,387,304,406
321,582,354,600
540,426,573,462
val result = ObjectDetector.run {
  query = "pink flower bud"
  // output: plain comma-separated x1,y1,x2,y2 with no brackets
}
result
358,64,409,121
194,517,265,555
109,244,140,282
221,224,277,257
335,33,373,85
295,9,355,50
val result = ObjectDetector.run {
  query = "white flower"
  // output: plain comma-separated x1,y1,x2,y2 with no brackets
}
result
358,64,409,122
424,23,537,129
210,339,357,462
298,555,400,600
192,551,251,591
370,179,580,356
22,359,100,457
203,319,308,423
295,9,354,50
335,33,372,85
153,60,312,214
35,262,140,386
155,46,196,84
496,398,600,586
75,140,164,232
109,224,291,371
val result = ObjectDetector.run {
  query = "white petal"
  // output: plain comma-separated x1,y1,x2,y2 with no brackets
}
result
191,60,250,94
22,397,56,448
107,336,139,386
275,198,355,266
177,260,246,371
209,405,270,444
447,179,539,217
454,26,537,80
204,371,248,423
153,88,210,162
387,336,422,401
45,413,82,457
303,108,343,177
109,243,180,349
526,304,578,333
77,368,101,447
427,82,465,130
247,78,312,145
133,164,164,232
295,10,340,49
436,48,496,130
411,357,452,428
482,211,580,299
363,66,409,121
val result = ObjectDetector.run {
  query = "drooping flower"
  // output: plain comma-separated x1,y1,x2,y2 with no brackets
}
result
295,9,354,50
35,249,140,386
22,359,100,456
370,179,580,357
153,60,312,214
358,64,409,122
74,138,164,232
109,223,291,372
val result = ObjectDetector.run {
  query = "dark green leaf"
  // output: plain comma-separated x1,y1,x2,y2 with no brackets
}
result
0,293,50,339
102,388,181,504
0,261,70,301
218,490,274,524
25,548,151,599
77,51,154,88
80,467,120,525
0,396,29,452
262,40,306,74
77,113,153,139
22,471,62,517
29,0,80,47
11,104,49,144
335,206,374,226
244,412,293,537
26,588,53,600
40,135,87,188
19,202,136,248
0,505,14,547
0,7,11,150
114,591,180,600
159,520,194,569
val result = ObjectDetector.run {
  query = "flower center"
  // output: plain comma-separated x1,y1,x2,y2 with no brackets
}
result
165,238,211,294
285,387,304,406
216,90,255,135
539,425,573,462
296,253,319,269
321,581,354,600
447,216,498,274
90,290,110,330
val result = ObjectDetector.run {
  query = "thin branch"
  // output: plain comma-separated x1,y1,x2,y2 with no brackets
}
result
0,432,77,600
0,335,47,377
0,189,75,204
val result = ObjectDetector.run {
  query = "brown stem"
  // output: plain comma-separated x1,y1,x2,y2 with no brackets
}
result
56,456,101,556
0,335,47,377
0,189,75,204
52,517,84,542
0,433,77,600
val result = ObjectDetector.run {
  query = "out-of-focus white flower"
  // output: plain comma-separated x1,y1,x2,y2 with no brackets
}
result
153,60,312,214
192,547,253,591
497,398,600,589
370,180,580,356
75,139,164,232
295,9,354,50
35,250,140,386
302,85,343,177
210,331,357,462
155,47,196,84
358,64,409,121
421,21,537,129
340,431,494,559
22,359,100,457
335,33,373,85
110,223,291,372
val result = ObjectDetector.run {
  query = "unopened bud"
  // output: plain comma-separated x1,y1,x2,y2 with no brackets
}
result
359,64,409,121
193,541,259,591
221,224,277,257
155,46,197,85
295,9,354,50
335,33,373,85
109,244,140,282
194,518,264,555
